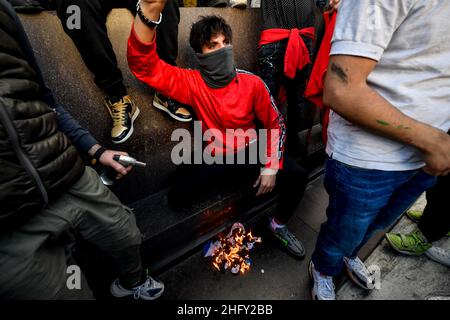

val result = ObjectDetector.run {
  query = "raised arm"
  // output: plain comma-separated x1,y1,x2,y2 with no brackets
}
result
128,0,195,105
133,0,166,43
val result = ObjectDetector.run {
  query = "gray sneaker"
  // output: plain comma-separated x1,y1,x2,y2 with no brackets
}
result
308,261,336,300
110,276,164,300
269,224,306,259
343,256,376,290
425,246,450,268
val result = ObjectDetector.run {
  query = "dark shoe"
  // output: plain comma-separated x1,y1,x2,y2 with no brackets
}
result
10,0,44,13
269,219,306,259
202,0,228,7
153,93,192,122
104,95,140,144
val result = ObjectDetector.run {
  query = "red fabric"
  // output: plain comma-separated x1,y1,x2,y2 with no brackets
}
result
259,27,315,79
128,26,285,170
304,11,337,145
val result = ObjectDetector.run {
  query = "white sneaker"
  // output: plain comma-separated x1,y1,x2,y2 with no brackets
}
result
308,261,335,300
229,0,247,9
343,256,376,290
110,276,164,300
425,246,450,268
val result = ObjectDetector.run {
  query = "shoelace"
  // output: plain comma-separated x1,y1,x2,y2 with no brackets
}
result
133,277,152,300
285,230,298,246
111,101,128,126
317,275,335,298
401,231,427,247
349,258,369,275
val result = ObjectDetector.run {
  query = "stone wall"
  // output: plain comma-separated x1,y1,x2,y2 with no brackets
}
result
19,8,261,203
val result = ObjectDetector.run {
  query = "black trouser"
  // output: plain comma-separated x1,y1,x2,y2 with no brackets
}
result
170,156,308,224
55,0,180,97
419,174,450,242
257,38,315,154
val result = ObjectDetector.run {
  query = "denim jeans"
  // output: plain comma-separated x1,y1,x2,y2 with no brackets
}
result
312,157,436,276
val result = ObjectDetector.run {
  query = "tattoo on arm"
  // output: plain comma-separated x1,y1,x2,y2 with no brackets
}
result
331,63,349,84
376,120,411,130
377,120,390,126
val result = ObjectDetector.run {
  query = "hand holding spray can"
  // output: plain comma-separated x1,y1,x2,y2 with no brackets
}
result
100,155,146,186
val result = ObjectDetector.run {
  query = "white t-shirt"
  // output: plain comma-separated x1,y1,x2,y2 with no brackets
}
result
326,0,450,171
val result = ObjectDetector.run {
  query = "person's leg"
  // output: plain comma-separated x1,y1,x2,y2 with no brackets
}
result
156,0,180,66
312,158,433,277
64,167,144,288
256,40,286,100
352,170,436,257
150,0,192,121
284,37,315,156
286,77,316,154
267,157,308,258
418,174,450,242
0,182,89,299
273,157,308,224
55,0,139,143
55,0,126,97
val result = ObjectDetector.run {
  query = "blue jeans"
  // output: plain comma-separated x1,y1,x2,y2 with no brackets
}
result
312,157,436,276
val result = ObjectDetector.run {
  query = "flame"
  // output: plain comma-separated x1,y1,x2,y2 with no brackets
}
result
209,224,261,275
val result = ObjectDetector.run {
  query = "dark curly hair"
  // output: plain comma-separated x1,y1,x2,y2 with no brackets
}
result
189,15,233,54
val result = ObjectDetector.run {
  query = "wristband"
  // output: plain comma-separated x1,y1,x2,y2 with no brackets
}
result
93,146,107,161
136,0,162,29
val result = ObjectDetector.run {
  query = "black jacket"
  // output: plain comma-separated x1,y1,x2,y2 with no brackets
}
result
0,0,85,229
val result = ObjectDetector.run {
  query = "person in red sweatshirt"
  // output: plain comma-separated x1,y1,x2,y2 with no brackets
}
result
128,0,309,259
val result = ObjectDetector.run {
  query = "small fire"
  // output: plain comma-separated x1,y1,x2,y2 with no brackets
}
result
204,223,262,275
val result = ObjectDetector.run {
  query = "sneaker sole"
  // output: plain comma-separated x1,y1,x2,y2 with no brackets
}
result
153,100,192,123
112,107,140,144
405,212,420,223
231,4,247,9
308,261,316,300
385,234,426,256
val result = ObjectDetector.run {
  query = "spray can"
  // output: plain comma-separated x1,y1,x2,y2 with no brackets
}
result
100,155,146,186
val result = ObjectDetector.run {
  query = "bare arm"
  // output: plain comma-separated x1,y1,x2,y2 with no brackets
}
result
323,55,450,176
134,0,167,42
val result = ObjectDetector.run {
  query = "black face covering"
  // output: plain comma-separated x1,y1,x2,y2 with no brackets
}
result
196,46,237,89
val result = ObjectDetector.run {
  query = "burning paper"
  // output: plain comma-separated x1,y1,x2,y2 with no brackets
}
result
203,222,262,275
